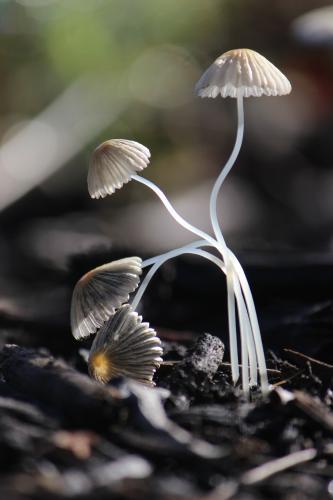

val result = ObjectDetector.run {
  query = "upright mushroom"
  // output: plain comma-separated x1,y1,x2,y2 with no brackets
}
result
195,48,292,388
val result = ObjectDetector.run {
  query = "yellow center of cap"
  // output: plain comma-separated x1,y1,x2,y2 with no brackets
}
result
89,351,113,383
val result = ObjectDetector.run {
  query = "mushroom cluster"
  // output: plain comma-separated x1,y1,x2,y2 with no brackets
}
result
71,48,291,395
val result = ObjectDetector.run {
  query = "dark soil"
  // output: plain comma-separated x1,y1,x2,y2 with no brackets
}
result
0,247,332,499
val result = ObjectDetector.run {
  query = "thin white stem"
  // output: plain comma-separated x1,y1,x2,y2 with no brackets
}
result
142,240,205,268
132,175,218,250
245,311,258,386
133,243,258,393
229,252,268,393
131,174,266,390
132,173,240,383
210,95,244,246
230,267,248,393
226,269,238,383
133,242,216,311
142,240,259,387
233,272,257,388
209,95,245,384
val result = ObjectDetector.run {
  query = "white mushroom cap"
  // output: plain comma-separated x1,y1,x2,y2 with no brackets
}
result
195,48,291,98
88,304,163,386
88,139,151,199
71,257,142,340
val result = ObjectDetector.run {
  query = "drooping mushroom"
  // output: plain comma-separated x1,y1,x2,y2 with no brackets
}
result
195,48,291,389
71,256,142,340
88,304,163,386
88,139,151,199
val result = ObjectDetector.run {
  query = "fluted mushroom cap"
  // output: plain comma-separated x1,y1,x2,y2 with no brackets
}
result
88,139,150,199
195,48,291,98
71,257,142,340
88,304,163,386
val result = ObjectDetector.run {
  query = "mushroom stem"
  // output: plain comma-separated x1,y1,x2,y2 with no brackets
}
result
130,174,265,389
228,251,268,392
210,95,244,244
132,173,240,382
134,241,260,392
131,175,218,249
134,241,215,310
209,94,245,385
206,94,268,392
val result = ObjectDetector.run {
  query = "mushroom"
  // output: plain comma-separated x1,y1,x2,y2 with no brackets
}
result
88,139,151,199
89,138,227,254
70,256,142,340
194,48,291,389
87,56,288,393
88,304,163,386
195,49,291,240
195,48,291,98
87,136,269,393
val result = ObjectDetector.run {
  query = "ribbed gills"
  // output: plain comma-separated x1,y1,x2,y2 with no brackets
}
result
88,305,163,385
88,139,151,199
195,48,291,98
71,257,142,340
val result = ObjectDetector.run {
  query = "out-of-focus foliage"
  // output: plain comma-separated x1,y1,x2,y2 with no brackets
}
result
6,0,223,83
43,0,221,78
1,0,333,256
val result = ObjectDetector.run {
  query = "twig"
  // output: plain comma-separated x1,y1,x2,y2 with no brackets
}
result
272,370,304,387
284,348,333,369
241,448,317,485
293,391,333,432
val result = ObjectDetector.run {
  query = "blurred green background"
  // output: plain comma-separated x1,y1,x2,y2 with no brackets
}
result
0,0,333,268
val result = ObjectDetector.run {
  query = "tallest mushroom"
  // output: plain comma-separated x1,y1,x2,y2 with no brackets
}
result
195,48,291,385
195,47,291,236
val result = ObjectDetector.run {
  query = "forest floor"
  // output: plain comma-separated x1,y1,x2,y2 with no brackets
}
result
0,250,332,499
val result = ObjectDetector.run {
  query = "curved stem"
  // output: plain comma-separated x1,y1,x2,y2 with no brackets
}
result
138,240,261,388
209,95,245,384
131,172,264,388
132,175,218,250
210,95,244,246
134,242,260,393
133,241,216,311
142,239,206,269
132,173,239,382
